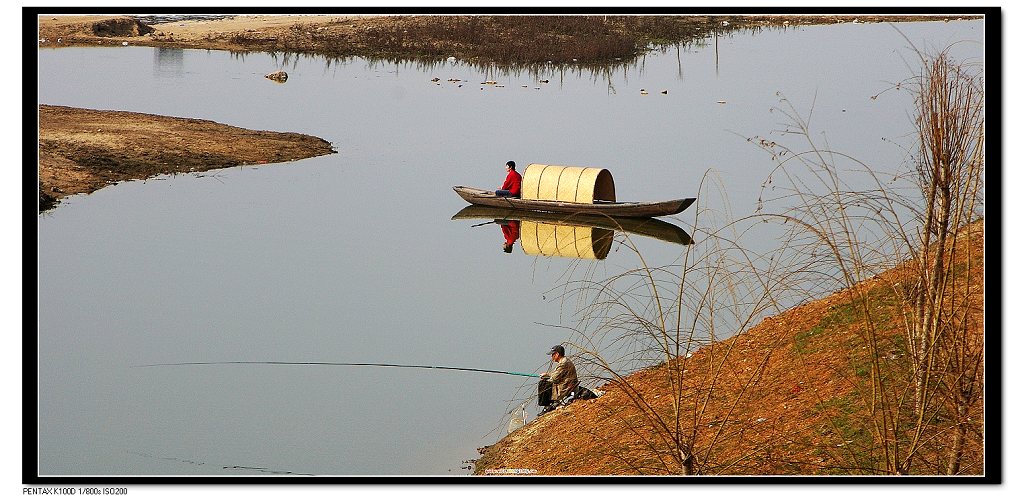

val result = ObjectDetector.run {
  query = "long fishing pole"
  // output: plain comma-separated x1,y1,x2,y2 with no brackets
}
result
133,361,541,378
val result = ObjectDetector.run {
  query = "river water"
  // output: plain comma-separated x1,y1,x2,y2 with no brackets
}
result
35,19,984,476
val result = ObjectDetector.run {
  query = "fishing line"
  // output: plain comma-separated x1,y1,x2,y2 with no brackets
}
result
133,361,541,378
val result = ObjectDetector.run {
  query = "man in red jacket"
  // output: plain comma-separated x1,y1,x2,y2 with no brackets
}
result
496,160,522,197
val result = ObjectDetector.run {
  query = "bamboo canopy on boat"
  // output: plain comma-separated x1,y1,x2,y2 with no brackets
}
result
521,164,616,204
520,221,613,260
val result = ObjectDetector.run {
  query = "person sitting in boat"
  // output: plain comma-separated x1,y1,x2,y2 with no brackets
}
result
495,160,522,197
500,219,520,253
539,344,578,414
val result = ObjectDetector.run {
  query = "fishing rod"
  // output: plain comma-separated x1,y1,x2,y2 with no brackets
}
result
133,361,541,378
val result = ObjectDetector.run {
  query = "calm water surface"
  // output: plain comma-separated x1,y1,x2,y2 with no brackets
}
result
36,20,984,475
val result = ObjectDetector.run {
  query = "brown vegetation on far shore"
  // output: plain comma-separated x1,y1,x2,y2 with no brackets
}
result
37,14,979,65
38,105,335,211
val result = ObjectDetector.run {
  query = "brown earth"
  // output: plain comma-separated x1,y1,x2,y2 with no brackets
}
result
475,221,984,475
37,105,335,211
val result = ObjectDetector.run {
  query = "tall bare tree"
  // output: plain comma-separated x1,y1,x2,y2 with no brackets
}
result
747,46,984,474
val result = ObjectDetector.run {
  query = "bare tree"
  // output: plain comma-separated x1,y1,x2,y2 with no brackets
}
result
906,49,985,474
747,45,984,474
535,43,983,476
547,172,818,474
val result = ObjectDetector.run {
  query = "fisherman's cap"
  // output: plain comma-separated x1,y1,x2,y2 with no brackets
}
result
548,345,565,356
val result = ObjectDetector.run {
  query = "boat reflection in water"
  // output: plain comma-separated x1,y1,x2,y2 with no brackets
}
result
452,206,692,260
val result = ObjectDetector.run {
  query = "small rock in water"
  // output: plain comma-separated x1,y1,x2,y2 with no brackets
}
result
265,70,288,82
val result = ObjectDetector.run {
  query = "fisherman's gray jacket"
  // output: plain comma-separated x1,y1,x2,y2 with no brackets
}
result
549,357,578,402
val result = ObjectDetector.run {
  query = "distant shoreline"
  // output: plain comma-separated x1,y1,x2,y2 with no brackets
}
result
36,14,980,65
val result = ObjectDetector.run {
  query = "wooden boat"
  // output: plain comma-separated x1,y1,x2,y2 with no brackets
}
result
451,205,693,246
453,186,695,218
456,163,695,218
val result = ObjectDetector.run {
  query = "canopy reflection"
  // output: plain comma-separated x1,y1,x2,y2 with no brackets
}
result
452,206,693,260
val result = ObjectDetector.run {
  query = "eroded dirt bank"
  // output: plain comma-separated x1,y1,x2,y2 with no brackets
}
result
38,105,335,211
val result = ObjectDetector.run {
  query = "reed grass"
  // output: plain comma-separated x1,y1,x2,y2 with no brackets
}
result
540,42,984,475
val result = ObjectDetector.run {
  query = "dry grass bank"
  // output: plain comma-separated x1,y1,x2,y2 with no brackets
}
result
475,221,984,475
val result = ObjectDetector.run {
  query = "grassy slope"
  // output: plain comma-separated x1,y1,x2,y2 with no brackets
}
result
475,221,984,475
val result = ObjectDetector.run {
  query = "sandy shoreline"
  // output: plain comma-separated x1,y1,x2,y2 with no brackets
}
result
38,105,335,211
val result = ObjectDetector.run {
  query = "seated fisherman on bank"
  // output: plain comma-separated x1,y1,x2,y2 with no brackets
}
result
496,160,522,197
540,344,578,414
